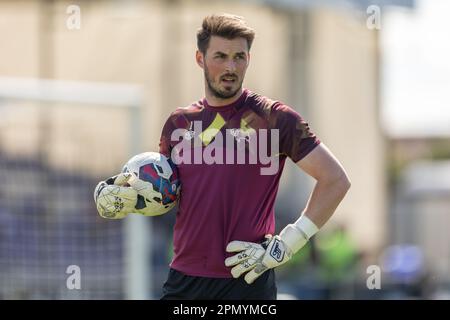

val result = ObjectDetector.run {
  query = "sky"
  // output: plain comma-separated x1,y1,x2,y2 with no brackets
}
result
381,0,450,138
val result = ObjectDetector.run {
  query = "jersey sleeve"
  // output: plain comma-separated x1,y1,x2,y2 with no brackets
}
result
159,109,192,158
270,103,320,163
159,114,176,158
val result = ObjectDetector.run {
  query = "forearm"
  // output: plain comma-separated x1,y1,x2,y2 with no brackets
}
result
278,174,350,256
225,144,351,284
302,173,351,228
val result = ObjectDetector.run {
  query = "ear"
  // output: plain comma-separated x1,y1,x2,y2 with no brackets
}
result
196,50,204,69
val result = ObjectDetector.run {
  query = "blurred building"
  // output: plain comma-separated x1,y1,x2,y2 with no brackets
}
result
0,0,416,298
0,0,391,250
390,143,450,283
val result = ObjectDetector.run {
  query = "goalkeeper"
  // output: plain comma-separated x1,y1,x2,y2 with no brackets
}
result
157,14,350,300
94,14,351,300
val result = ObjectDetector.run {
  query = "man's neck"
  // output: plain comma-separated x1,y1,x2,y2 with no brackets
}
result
204,87,243,107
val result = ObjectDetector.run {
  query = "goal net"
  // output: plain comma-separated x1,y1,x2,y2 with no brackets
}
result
0,77,150,299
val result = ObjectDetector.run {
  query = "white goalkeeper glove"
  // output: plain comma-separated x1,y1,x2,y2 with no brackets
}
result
94,173,138,219
225,215,319,284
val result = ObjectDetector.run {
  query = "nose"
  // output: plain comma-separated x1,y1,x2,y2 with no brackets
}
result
225,59,237,73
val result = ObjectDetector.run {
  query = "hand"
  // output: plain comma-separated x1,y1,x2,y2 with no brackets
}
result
94,173,138,219
225,235,293,284
226,216,319,284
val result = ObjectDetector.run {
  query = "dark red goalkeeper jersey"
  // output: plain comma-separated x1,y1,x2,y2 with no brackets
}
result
159,89,320,277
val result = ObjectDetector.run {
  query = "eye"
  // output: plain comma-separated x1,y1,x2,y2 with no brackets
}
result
214,54,226,59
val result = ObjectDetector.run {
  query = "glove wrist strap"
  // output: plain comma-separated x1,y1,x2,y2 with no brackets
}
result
279,215,319,254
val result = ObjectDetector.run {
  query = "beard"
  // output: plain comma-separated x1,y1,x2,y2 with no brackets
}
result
204,64,243,100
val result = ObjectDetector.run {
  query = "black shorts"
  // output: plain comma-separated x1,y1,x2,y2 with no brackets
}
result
161,268,277,300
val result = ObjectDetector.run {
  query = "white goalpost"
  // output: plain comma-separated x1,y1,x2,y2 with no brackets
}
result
0,77,151,299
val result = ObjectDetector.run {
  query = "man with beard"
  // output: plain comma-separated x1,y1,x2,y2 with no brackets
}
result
158,14,351,300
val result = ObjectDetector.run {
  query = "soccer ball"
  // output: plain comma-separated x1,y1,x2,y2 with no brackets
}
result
122,152,180,216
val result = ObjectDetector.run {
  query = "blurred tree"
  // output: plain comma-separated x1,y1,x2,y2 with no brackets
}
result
430,139,450,160
316,225,358,298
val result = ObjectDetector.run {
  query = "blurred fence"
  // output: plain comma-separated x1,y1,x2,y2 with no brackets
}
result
0,79,153,299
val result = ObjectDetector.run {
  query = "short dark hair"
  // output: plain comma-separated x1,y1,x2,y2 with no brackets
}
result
197,14,255,54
